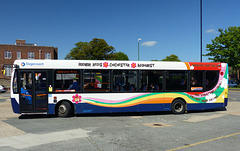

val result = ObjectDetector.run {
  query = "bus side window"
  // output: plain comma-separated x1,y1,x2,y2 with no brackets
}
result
190,71,203,91
84,70,110,92
54,70,80,92
206,71,219,91
166,71,187,91
112,70,137,92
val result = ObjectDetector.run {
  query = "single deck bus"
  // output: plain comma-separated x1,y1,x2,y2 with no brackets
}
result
10,60,228,117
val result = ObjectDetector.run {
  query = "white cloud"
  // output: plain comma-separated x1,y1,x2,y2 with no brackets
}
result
206,29,218,34
141,41,157,47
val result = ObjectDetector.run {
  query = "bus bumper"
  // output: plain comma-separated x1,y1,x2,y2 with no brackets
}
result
224,98,228,107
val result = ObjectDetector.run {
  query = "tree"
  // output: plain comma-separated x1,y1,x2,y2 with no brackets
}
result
204,26,240,81
109,52,129,60
152,54,181,61
65,38,129,60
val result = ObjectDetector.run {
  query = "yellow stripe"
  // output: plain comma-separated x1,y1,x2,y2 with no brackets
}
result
167,131,240,151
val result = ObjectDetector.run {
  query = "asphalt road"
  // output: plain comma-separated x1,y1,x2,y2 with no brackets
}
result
0,91,239,151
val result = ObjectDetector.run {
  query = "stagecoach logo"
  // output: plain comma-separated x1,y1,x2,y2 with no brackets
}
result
21,62,44,67
21,62,25,67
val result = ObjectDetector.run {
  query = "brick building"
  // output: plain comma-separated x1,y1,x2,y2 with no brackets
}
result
0,40,58,87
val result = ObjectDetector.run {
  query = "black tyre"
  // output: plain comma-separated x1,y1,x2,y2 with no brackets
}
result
171,99,186,114
57,101,72,117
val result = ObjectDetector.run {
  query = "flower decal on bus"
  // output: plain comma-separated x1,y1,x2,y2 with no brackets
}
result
103,62,109,68
131,63,136,68
72,94,82,104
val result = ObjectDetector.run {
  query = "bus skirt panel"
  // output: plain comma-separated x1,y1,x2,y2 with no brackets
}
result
11,98,20,114
48,102,226,114
187,103,225,111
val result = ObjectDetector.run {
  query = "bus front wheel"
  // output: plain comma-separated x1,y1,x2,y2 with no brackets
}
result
171,99,186,114
58,101,72,117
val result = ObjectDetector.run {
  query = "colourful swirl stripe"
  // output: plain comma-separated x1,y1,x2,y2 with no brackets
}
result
81,63,228,108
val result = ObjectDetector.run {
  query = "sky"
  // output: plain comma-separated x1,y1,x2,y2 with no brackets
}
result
1,0,240,62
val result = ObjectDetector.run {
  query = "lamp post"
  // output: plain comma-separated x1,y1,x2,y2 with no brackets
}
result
200,0,202,62
138,38,141,61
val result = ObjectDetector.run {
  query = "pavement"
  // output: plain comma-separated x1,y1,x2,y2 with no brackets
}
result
0,91,240,151
0,95,25,138
1,92,240,138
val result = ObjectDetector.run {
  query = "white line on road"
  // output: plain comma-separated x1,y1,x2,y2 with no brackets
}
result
0,128,90,149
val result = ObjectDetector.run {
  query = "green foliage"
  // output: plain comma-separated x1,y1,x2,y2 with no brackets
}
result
204,26,240,69
152,54,181,61
65,38,129,60
109,52,129,60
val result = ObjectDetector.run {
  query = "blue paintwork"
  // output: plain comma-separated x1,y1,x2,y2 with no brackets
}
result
187,103,225,111
11,98,20,114
48,104,55,114
224,98,228,106
48,102,226,114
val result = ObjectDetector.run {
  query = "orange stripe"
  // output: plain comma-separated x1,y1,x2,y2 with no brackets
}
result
141,98,173,104
184,62,190,70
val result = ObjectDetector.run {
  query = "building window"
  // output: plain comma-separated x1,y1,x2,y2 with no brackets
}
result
28,52,34,59
17,51,21,59
4,51,12,59
45,53,51,59
4,65,12,77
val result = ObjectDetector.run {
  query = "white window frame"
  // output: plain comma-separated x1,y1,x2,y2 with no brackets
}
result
28,52,35,59
4,65,12,77
4,51,12,59
17,51,21,59
45,52,51,59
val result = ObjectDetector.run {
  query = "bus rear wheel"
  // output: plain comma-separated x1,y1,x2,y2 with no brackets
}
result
171,99,186,114
58,101,72,117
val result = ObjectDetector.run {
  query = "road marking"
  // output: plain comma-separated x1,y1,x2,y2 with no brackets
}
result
167,131,240,151
129,116,143,118
0,128,90,149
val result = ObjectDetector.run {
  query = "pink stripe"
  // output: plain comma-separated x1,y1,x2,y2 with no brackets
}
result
84,93,149,103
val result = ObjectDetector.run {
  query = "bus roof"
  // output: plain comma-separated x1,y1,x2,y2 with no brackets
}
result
13,59,225,71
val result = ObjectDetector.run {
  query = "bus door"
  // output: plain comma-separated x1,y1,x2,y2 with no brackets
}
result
20,71,48,113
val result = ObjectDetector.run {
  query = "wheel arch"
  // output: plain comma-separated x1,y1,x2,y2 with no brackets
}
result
171,97,187,114
172,97,187,105
55,99,75,115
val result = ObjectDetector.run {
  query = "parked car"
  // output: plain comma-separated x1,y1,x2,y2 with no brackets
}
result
0,85,7,93
228,80,238,88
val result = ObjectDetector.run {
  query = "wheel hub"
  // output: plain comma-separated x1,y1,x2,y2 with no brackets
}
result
59,104,67,114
